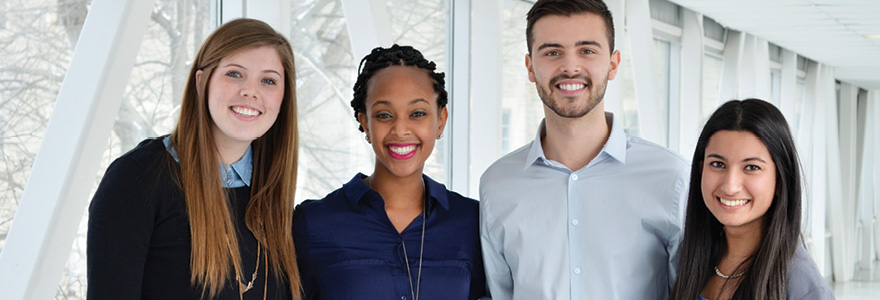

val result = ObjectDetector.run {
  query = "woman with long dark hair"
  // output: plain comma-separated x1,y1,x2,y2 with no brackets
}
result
293,44,485,300
88,19,301,299
669,99,833,300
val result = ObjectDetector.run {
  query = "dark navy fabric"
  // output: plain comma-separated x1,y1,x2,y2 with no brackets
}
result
294,173,485,300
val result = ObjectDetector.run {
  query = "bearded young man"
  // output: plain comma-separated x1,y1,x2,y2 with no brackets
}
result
479,0,689,299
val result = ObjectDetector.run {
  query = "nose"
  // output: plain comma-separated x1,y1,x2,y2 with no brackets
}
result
390,116,411,137
719,170,743,195
560,56,583,74
240,80,258,99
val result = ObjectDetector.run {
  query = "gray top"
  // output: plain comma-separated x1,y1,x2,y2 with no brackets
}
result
788,245,835,300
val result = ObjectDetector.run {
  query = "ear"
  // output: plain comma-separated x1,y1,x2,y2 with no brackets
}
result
525,53,536,83
357,112,369,135
437,106,449,139
607,50,621,81
195,70,204,95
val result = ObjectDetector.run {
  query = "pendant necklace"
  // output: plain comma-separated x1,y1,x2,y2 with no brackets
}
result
368,176,426,300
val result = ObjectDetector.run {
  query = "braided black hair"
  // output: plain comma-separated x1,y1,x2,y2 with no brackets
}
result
351,44,448,132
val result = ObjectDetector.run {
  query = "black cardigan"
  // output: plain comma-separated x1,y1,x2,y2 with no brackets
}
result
87,137,291,299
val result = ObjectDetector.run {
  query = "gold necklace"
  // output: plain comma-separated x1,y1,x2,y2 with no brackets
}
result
237,243,260,293
234,241,268,300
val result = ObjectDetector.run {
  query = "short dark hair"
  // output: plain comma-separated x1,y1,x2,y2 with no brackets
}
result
350,44,448,132
669,99,802,300
526,0,615,54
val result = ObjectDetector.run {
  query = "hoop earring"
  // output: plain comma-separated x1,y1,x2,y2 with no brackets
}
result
365,135,371,144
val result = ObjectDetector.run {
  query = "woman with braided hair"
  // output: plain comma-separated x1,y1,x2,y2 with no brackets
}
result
293,44,486,299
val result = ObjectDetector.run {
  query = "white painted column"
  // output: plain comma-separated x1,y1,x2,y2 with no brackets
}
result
678,9,702,156
0,0,155,298
448,0,470,194
603,0,625,116
469,0,503,196
869,90,880,261
835,82,860,281
245,0,290,34
341,0,393,63
824,78,848,281
737,34,757,97
804,63,832,275
857,90,876,269
719,30,743,103
220,0,245,24
778,49,798,124
626,0,663,145
751,37,771,100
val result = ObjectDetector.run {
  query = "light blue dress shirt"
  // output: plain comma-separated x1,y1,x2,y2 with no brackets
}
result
479,113,689,300
162,135,252,188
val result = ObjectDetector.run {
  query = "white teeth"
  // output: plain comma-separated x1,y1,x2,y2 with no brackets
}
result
389,145,416,155
231,106,259,117
558,83,585,91
719,197,748,207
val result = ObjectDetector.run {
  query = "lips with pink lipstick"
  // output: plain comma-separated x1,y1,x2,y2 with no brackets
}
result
386,143,419,160
230,105,262,120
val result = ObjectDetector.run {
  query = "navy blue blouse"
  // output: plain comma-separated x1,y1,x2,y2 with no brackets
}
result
293,173,486,300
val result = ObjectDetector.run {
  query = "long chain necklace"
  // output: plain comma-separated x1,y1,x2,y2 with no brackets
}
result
714,266,745,279
368,177,426,300
234,242,268,300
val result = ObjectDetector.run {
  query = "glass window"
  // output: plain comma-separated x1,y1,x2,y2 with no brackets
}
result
500,0,542,153
649,0,682,27
701,54,724,119
703,16,726,43
771,70,782,105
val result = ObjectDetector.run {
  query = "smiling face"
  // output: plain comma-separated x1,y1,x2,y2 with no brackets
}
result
701,130,777,232
358,66,448,180
198,46,284,154
526,12,620,119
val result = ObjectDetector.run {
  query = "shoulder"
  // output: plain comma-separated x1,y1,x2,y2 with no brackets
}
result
90,137,175,219
445,188,479,211
787,246,834,299
107,137,169,173
480,142,532,185
294,186,348,219
99,137,171,188
625,135,690,169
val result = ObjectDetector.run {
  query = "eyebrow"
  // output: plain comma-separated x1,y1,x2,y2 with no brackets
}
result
370,98,429,108
706,153,767,164
536,40,603,52
223,63,282,76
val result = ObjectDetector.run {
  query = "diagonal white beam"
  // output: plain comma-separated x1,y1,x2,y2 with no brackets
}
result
341,0,393,63
0,0,155,298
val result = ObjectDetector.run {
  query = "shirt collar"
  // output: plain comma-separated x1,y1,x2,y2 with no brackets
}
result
162,135,253,187
523,112,627,170
343,173,450,211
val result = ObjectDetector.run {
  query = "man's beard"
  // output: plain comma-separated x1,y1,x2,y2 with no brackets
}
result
537,73,607,119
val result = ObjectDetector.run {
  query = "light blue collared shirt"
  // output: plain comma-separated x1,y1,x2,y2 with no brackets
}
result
162,136,252,188
479,112,689,300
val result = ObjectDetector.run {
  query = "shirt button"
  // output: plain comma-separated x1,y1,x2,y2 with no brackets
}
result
570,174,578,180
571,219,579,226
401,296,406,300
574,267,582,274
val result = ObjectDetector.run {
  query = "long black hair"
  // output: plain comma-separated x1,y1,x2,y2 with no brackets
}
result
350,44,447,132
669,99,802,300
